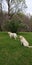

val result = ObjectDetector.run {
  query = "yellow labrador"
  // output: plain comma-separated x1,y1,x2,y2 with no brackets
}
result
19,36,32,48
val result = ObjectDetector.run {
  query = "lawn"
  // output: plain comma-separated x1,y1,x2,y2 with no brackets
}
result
0,32,32,65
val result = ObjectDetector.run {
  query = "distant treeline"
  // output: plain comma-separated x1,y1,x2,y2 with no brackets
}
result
0,12,32,32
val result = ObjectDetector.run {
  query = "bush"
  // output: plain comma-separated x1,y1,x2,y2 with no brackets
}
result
1,19,29,32
9,20,20,33
2,20,20,33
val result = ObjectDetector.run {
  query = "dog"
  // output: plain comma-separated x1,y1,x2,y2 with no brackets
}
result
19,36,32,48
8,32,17,40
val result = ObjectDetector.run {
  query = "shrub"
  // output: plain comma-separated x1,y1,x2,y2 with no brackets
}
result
2,20,20,33
9,20,20,33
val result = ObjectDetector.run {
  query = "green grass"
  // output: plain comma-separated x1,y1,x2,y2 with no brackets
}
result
0,32,32,65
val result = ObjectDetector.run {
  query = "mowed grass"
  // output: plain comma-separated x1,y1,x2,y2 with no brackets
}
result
0,32,32,65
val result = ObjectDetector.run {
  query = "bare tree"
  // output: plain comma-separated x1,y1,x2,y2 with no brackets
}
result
0,0,2,12
6,0,10,16
6,0,27,18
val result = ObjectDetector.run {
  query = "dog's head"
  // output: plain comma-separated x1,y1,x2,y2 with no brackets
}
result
8,32,10,34
19,36,23,40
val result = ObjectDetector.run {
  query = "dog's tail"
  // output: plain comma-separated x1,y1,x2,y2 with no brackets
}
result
27,46,32,48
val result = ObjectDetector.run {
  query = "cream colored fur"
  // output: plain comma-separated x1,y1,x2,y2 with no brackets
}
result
19,36,32,48
8,32,17,40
